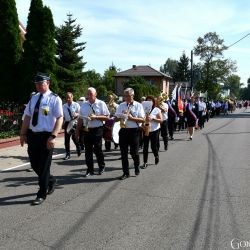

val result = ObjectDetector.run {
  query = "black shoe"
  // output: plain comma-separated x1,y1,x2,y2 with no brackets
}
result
164,145,168,150
189,137,193,140
120,174,130,180
141,163,147,169
135,168,140,176
47,180,56,195
77,148,81,157
170,137,174,140
31,197,45,206
98,167,105,175
155,156,159,165
85,171,94,177
64,154,70,160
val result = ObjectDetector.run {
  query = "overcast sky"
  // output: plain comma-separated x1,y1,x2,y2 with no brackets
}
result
16,0,250,85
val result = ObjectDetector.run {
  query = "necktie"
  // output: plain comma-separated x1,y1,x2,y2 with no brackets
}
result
32,94,43,126
67,106,73,120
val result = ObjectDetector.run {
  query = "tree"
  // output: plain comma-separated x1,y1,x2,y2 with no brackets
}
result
55,14,86,97
193,32,236,99
160,58,178,82
0,0,22,101
175,51,190,82
224,75,241,98
21,0,57,102
102,64,119,93
123,76,159,101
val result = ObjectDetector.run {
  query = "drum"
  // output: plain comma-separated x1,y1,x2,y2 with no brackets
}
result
112,122,120,144
103,119,115,141
66,119,77,135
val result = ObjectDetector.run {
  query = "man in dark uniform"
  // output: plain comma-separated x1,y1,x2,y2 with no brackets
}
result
167,93,178,140
20,73,63,205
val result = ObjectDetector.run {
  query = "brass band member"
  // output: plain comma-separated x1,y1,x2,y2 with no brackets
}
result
185,96,198,140
167,93,178,140
63,92,81,160
157,94,168,151
104,94,119,151
141,96,162,169
115,88,145,180
76,87,110,177
20,73,63,205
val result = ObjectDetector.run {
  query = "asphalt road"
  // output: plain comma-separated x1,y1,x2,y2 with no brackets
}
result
1,109,250,250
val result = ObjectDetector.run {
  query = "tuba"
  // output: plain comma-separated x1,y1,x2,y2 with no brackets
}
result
107,93,118,115
157,92,168,110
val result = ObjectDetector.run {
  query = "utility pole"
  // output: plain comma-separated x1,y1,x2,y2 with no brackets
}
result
190,50,193,92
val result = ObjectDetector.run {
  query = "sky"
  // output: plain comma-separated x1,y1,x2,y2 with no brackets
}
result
16,0,250,85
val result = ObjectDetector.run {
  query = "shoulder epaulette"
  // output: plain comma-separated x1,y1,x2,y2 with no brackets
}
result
51,92,58,97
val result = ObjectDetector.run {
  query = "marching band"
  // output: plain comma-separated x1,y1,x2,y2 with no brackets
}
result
21,74,232,205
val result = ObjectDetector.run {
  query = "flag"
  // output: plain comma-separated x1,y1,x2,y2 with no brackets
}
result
176,84,183,113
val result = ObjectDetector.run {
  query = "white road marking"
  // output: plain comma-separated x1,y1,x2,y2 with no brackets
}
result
1,153,64,172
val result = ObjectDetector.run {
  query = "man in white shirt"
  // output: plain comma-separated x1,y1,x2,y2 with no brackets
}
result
63,92,81,160
115,88,145,179
157,95,168,150
76,87,110,176
20,73,63,205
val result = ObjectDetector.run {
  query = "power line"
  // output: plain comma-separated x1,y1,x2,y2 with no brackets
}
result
227,32,250,48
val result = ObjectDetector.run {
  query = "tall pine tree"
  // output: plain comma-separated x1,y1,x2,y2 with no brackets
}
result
0,0,22,102
55,14,86,97
20,0,57,102
175,52,190,82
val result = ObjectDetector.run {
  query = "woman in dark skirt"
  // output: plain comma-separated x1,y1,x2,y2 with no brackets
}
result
185,96,198,140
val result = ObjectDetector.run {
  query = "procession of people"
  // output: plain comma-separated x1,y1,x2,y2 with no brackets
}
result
20,72,239,205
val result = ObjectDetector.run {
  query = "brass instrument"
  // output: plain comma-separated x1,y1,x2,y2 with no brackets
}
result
83,105,94,132
107,93,118,115
157,92,168,110
120,104,132,128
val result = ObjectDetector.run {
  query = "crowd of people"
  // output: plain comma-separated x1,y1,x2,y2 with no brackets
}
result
20,72,246,205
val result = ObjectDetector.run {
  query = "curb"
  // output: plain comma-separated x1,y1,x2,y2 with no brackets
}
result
0,131,65,149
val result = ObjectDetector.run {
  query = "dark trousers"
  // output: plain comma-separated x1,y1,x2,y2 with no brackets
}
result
168,118,175,138
64,121,80,155
143,129,159,163
160,120,168,148
27,130,55,199
119,128,140,175
83,126,105,172
104,140,118,151
198,111,204,128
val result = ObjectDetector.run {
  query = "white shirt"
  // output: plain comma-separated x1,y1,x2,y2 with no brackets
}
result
63,101,80,122
198,101,206,111
161,102,168,121
79,99,110,128
115,101,145,128
215,102,221,108
24,90,63,132
149,107,161,131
